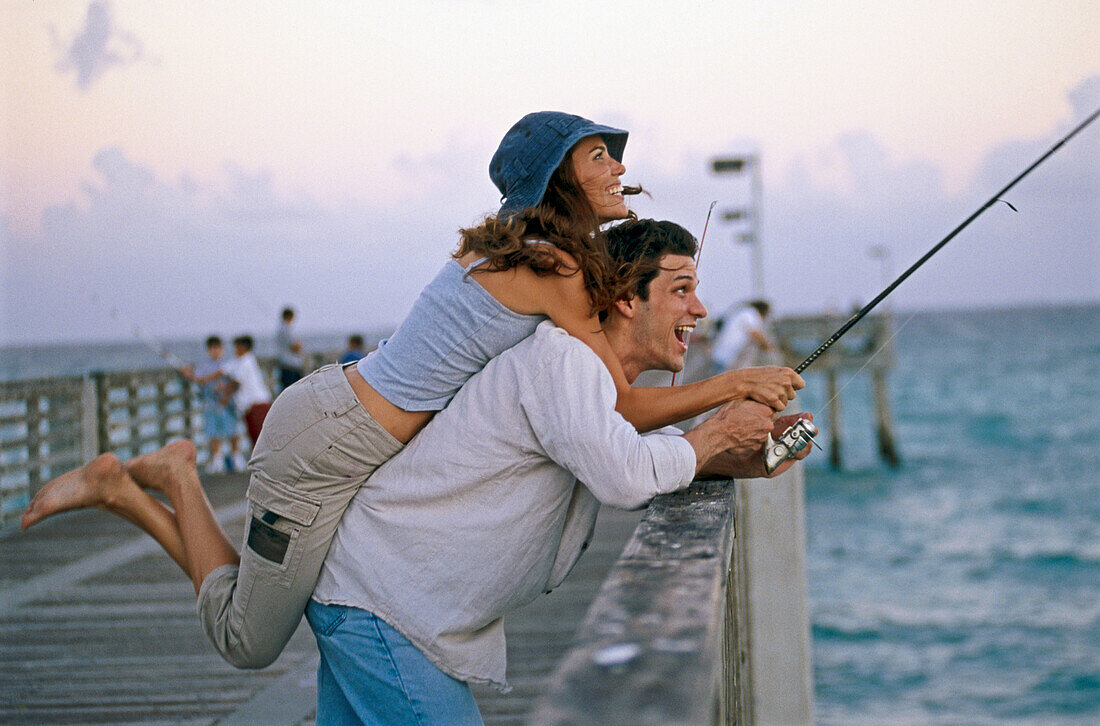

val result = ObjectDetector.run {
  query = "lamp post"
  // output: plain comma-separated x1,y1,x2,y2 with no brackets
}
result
712,154,763,298
866,245,892,310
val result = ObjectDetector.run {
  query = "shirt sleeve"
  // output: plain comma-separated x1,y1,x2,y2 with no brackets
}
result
519,333,696,510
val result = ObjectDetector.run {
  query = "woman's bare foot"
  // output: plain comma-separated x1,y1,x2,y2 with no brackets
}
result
21,453,143,530
125,439,198,497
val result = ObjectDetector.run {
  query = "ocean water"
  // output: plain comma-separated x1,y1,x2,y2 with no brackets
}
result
797,305,1099,724
2,306,1097,722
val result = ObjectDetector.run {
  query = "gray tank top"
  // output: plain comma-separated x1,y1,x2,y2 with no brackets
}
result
357,257,548,411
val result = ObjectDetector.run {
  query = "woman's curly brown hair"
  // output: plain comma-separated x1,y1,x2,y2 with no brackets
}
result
455,146,644,316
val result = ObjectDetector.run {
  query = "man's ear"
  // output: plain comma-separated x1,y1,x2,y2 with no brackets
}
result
612,294,637,319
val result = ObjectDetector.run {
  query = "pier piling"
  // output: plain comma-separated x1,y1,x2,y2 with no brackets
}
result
772,313,899,470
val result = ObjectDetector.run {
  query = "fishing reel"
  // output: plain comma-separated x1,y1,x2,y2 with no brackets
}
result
763,418,819,474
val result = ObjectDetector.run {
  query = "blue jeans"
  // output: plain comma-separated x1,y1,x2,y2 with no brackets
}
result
306,600,484,726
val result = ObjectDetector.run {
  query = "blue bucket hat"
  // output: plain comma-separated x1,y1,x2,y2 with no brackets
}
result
489,111,628,216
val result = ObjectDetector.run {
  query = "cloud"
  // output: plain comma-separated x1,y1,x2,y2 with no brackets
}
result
3,79,1097,346
2,146,481,345
53,0,144,90
632,78,1099,317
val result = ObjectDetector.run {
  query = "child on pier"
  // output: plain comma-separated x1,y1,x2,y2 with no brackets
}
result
185,335,246,474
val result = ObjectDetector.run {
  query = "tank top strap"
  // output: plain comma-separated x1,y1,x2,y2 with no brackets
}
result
463,256,491,274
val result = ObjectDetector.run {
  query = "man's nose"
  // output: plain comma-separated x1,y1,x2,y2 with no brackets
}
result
690,294,707,319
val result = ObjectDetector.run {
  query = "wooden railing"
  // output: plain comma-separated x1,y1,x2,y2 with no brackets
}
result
0,353,341,530
528,479,749,725
0,375,92,528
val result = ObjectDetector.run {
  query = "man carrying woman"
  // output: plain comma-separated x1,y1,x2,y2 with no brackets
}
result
21,112,803,692
308,217,812,723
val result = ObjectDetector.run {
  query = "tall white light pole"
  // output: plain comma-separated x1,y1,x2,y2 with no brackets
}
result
712,154,763,298
866,245,892,310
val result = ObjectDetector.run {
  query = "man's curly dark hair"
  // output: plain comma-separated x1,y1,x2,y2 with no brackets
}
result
604,218,698,303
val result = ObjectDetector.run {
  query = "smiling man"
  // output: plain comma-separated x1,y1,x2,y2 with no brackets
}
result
307,218,812,725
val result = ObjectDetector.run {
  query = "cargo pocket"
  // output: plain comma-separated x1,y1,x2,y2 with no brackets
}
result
244,475,322,588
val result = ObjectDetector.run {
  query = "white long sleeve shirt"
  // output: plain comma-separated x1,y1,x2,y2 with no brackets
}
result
313,321,696,689
222,352,271,411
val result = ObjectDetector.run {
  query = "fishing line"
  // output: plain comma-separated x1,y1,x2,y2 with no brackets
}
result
793,106,1100,376
810,309,918,419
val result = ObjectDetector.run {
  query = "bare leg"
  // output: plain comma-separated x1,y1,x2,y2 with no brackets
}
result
21,453,190,573
126,440,240,594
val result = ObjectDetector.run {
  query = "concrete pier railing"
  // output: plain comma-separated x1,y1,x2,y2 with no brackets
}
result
527,478,751,724
528,464,813,726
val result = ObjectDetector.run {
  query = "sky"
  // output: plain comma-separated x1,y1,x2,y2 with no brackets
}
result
2,0,1098,345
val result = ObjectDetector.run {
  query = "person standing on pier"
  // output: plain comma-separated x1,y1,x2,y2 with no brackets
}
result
20,112,803,680
220,335,272,452
183,335,247,474
275,306,304,392
711,299,777,372
338,333,366,365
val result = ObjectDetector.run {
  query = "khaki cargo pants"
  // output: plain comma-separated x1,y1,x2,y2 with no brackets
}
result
197,363,403,668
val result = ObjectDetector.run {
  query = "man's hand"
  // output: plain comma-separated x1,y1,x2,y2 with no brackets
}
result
732,366,804,411
708,399,776,458
696,412,815,480
683,399,775,475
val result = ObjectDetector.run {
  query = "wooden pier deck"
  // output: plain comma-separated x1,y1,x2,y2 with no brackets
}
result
0,471,641,725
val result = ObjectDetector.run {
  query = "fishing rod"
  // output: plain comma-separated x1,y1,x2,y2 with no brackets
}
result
695,200,719,268
795,105,1100,375
763,105,1100,473
87,290,188,370
671,201,718,387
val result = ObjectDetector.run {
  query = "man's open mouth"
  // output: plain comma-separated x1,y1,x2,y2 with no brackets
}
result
674,325,693,349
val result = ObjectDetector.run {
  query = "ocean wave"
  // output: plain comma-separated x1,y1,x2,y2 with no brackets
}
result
927,537,1100,568
813,597,1100,637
